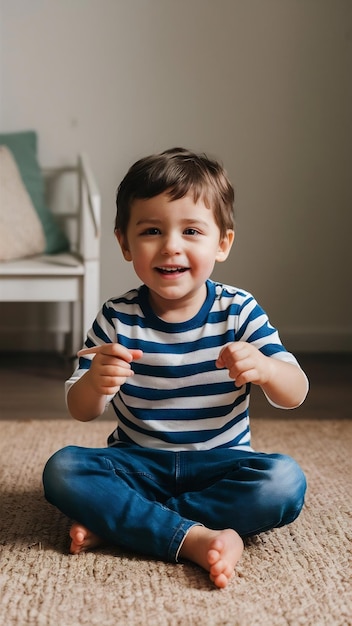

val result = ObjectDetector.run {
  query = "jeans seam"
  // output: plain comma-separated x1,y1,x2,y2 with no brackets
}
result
167,521,196,562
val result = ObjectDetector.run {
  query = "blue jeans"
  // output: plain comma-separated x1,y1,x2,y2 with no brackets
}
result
42,443,306,562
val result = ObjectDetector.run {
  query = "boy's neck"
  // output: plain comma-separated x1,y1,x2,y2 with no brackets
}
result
148,283,208,323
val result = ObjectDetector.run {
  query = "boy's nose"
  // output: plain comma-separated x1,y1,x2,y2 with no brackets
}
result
161,234,181,255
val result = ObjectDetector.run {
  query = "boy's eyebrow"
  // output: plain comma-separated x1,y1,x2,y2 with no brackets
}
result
135,218,210,227
135,218,163,225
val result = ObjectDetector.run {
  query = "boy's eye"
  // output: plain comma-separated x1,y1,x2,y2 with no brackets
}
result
184,228,200,236
142,227,161,236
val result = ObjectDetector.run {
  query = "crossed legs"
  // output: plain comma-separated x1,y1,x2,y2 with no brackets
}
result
43,445,306,589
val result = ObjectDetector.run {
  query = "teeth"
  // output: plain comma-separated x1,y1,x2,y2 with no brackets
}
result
158,267,185,273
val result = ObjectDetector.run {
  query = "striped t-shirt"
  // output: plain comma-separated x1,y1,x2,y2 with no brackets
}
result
66,280,301,451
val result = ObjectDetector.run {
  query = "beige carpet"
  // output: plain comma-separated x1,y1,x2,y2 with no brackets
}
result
0,417,351,626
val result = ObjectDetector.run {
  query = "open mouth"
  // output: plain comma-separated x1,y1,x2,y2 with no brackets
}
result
156,266,188,275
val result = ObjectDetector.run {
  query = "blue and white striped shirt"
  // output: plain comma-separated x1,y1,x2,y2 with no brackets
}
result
66,280,300,451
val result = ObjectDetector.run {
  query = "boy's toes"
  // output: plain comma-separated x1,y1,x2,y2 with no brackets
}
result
209,572,229,589
210,558,226,577
210,559,234,583
207,548,220,566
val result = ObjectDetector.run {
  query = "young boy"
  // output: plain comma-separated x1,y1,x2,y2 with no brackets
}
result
43,147,308,589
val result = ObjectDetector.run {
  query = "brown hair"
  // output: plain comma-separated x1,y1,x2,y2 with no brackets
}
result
115,147,235,238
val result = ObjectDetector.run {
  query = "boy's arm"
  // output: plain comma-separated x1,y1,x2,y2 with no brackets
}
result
67,344,143,422
216,342,308,409
259,358,308,408
67,371,109,422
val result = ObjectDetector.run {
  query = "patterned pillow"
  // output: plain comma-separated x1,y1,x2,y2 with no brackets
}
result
0,145,46,260
0,131,69,254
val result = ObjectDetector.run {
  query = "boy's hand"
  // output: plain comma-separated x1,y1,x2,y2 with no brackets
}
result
215,341,273,388
78,343,143,396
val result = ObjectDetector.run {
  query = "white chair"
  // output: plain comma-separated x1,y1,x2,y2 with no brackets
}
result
0,154,100,357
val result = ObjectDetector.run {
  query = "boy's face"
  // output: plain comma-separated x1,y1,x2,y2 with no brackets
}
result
116,192,234,319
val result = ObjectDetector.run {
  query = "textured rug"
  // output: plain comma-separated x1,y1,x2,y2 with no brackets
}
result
0,417,351,626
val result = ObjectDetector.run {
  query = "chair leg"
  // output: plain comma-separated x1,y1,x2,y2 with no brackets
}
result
82,260,100,343
69,301,83,358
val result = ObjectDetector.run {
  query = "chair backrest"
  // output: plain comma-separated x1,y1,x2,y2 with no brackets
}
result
42,155,100,261
42,163,81,255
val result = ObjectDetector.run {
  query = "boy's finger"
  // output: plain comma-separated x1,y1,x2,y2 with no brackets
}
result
129,349,144,360
77,344,143,361
77,346,101,356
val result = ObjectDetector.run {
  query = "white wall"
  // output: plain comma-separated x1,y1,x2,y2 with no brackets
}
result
0,0,351,351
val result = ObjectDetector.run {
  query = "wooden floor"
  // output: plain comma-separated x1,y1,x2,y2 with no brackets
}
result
0,351,351,421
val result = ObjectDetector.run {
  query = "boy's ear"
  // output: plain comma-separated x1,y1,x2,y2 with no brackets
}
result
115,229,132,261
216,229,235,263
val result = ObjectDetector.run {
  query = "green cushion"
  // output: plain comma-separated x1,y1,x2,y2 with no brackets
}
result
0,130,69,254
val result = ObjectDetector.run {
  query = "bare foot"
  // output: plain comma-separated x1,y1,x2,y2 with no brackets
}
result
69,523,105,555
179,526,244,588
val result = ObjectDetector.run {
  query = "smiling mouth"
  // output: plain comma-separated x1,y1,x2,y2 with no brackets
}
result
156,266,189,275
